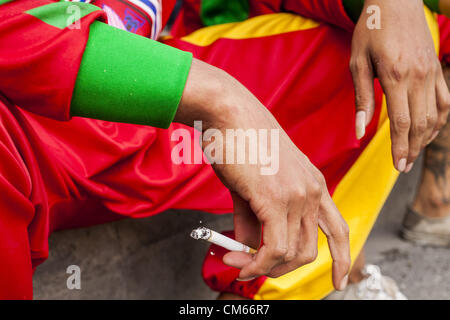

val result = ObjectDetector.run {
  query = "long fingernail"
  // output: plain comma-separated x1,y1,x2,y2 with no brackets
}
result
338,275,349,291
429,131,439,143
355,111,366,140
398,158,407,172
405,162,414,173
237,277,257,282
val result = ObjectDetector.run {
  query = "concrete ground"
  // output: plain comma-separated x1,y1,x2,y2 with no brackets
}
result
33,158,450,299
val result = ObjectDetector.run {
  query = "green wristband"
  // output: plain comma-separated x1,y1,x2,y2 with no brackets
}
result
71,21,193,129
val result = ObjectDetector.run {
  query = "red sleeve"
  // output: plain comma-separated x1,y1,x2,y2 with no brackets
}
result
439,15,450,64
0,0,105,121
250,0,354,32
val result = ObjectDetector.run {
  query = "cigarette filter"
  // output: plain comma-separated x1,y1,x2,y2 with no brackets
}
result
190,227,256,254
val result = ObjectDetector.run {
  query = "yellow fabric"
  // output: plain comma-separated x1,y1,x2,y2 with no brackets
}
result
255,7,440,300
178,13,320,46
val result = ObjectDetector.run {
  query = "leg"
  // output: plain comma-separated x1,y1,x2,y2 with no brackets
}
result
402,65,450,246
348,251,366,284
412,65,450,219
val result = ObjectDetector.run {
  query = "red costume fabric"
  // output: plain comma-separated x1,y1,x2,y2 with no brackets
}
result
0,0,447,299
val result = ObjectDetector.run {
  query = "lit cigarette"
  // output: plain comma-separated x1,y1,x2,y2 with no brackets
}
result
190,227,257,254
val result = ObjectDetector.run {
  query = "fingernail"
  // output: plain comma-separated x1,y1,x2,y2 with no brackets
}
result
398,158,407,172
237,277,257,282
405,162,414,173
355,111,366,140
430,131,439,143
338,275,349,291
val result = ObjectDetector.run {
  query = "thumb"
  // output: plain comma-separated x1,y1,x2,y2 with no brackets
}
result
350,56,376,140
231,192,261,250
223,193,261,270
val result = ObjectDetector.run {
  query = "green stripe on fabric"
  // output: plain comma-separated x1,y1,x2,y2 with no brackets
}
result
424,0,441,13
200,0,249,27
71,21,193,129
0,0,15,6
26,2,101,29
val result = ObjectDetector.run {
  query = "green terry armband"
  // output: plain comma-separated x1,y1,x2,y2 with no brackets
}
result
342,0,365,22
424,0,441,13
71,21,193,129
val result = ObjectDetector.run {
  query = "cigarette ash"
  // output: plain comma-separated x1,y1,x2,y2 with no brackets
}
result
190,227,211,240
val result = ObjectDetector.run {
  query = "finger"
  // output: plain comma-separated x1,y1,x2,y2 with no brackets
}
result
435,66,450,132
385,86,410,172
231,192,261,249
223,251,253,270
423,71,437,147
223,193,261,273
407,78,428,167
268,217,319,278
318,194,351,291
238,212,288,280
283,185,313,263
350,56,376,140
268,183,321,277
284,201,302,263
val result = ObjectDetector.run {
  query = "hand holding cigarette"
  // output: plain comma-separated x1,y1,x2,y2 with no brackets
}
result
177,59,351,290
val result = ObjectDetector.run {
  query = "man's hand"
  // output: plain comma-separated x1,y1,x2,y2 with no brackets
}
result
175,59,351,290
350,0,450,172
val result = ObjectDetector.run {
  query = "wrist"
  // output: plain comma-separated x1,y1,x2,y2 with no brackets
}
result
175,59,244,131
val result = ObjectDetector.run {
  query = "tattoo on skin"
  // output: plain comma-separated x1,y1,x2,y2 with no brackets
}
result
423,65,450,205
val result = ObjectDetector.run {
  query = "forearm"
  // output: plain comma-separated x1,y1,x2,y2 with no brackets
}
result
174,58,253,131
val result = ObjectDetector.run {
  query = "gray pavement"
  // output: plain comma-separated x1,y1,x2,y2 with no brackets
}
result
33,159,450,299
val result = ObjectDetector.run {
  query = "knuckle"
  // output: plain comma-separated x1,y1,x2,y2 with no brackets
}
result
334,219,350,241
344,220,350,234
302,249,318,264
437,118,447,130
268,272,282,279
396,146,409,157
254,266,269,276
349,58,367,74
393,113,411,130
341,221,350,238
316,172,328,188
309,181,322,200
284,251,297,263
409,149,420,160
412,60,430,80
355,91,367,104
271,246,288,260
336,255,352,271
292,188,307,201
388,64,408,82
411,118,428,134
444,95,450,110
426,113,437,127
265,189,286,209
